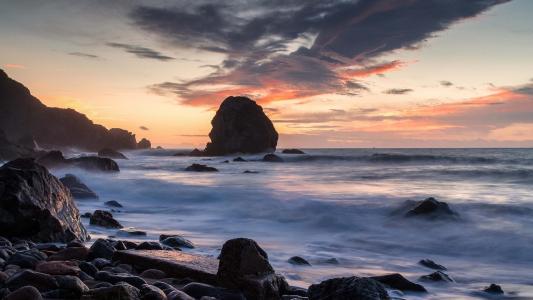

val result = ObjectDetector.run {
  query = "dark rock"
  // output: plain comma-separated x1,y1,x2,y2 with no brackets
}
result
484,283,504,294
288,256,311,266
323,258,339,265
7,249,46,268
35,261,80,276
69,156,120,172
285,286,308,297
204,96,278,155
105,200,123,208
419,259,447,270
419,271,454,282
0,129,34,161
243,170,259,174
217,238,288,300
80,261,99,277
140,284,167,300
403,197,458,219
98,148,128,159
4,286,43,300
60,174,99,199
262,154,284,162
185,163,218,172
0,158,89,242
82,212,93,218
91,258,112,269
136,242,164,251
138,138,152,149
35,243,63,252
95,271,147,288
90,210,123,229
83,282,141,299
119,229,147,237
308,276,389,300
183,282,245,300
282,149,305,154
89,239,116,260
189,148,205,156
41,289,79,299
122,241,139,250
233,157,247,162
370,273,426,292
55,275,89,295
66,240,84,248
140,269,166,279
160,235,194,249
6,270,59,292
48,247,89,261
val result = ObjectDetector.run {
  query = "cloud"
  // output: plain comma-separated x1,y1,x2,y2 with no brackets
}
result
3,64,25,69
107,42,174,61
384,88,413,95
68,52,99,59
139,126,149,130
440,80,454,87
132,0,509,106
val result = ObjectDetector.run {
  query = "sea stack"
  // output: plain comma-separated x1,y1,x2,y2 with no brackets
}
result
204,96,278,155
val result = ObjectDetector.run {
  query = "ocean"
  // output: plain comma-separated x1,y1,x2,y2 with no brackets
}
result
42,148,533,299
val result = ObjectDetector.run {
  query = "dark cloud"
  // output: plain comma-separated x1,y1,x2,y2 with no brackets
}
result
131,0,509,105
107,42,174,61
139,126,149,130
440,81,454,87
68,52,99,59
384,88,413,95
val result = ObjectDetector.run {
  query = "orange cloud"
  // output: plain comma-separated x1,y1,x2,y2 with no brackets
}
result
337,60,404,78
3,64,26,69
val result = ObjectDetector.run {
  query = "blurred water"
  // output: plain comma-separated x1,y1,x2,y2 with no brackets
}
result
50,148,533,299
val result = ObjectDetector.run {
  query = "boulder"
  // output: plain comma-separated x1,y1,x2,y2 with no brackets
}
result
419,271,454,282
36,261,80,276
90,210,123,229
83,282,141,299
137,138,152,149
288,256,311,266
308,277,389,300
60,174,99,199
182,282,245,300
55,275,89,295
48,247,89,261
37,151,120,172
262,154,283,162
233,157,247,162
0,159,89,242
7,249,47,268
140,269,166,279
0,129,34,161
282,149,305,154
204,96,278,155
370,273,426,292
484,283,504,294
6,270,59,292
160,235,195,249
89,239,116,260
403,197,458,219
104,200,123,208
95,271,147,289
4,286,43,300
217,238,289,300
98,148,128,159
419,259,446,270
185,164,218,172
136,242,164,250
140,284,167,300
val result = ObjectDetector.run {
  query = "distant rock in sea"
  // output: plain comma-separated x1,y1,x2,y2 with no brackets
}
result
60,174,99,199
203,96,278,155
0,69,137,151
36,150,119,172
262,153,284,162
137,138,151,149
185,163,218,172
393,197,459,220
98,148,128,159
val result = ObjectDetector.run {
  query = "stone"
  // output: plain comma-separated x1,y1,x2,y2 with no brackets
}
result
233,157,247,162
82,282,141,300
89,239,116,260
6,249,46,268
262,154,283,162
160,235,195,249
204,96,278,155
119,229,147,237
140,269,167,279
37,151,120,172
136,242,164,250
419,271,454,282
484,283,504,294
282,149,305,154
182,282,245,300
82,212,93,218
90,210,123,229
95,271,147,289
36,261,80,276
91,258,112,269
0,129,34,162
48,247,89,261
137,138,151,149
6,270,59,292
60,174,99,199
55,275,89,295
105,200,123,208
370,273,426,292
185,164,218,172
308,277,389,300
419,259,447,270
140,284,167,300
4,286,43,300
288,256,311,266
243,170,259,174
217,238,289,300
403,197,459,219
98,148,128,159
0,159,89,242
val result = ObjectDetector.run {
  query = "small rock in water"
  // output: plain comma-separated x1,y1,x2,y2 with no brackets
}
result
484,283,504,294
282,149,305,154
81,212,92,218
323,258,339,264
119,229,147,236
401,197,459,219
419,259,447,270
370,273,427,292
262,153,284,162
308,276,389,300
288,256,311,266
160,235,195,249
90,210,123,229
185,163,219,172
233,157,247,162
60,174,99,199
420,271,454,282
136,241,164,250
243,170,259,174
104,200,123,208
98,148,128,159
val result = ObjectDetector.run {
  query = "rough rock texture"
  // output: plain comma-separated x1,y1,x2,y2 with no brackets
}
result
370,273,426,292
419,271,454,282
90,210,123,229
137,138,152,149
36,151,119,172
185,164,218,172
60,174,98,199
204,96,278,155
0,69,137,150
97,148,128,159
0,159,89,242
217,238,288,300
308,277,389,300
0,129,34,161
404,197,459,219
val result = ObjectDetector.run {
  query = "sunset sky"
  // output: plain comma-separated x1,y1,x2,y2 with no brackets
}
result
1,0,532,148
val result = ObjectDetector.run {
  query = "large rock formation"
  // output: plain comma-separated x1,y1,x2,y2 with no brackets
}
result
0,129,34,161
204,96,278,155
0,158,89,242
0,69,137,150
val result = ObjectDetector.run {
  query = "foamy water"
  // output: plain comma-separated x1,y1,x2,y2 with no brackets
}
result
48,148,533,299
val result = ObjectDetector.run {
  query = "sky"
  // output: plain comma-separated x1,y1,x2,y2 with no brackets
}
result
1,0,532,148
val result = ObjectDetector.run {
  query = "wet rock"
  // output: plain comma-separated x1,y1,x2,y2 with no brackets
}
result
66,240,84,248
140,284,167,300
89,239,116,260
119,229,147,237
233,157,247,162
136,242,164,250
38,151,120,172
217,238,288,300
95,271,147,288
7,249,46,268
0,158,89,242
105,200,123,208
189,148,205,157
83,282,141,299
282,149,305,154
370,273,426,292
90,210,123,229
55,275,89,295
285,286,308,297
36,261,80,276
4,286,43,300
204,96,278,155
288,256,311,266
308,276,389,300
60,174,99,199
79,262,99,277
140,269,166,279
419,271,454,282
98,148,128,159
91,258,112,269
48,247,89,261
484,283,504,294
81,212,92,218
185,163,218,172
419,259,447,270
168,289,195,300
160,235,195,249
6,270,59,292
262,153,283,162
403,197,459,219
0,129,35,162
243,170,259,174
182,282,245,300
138,138,152,149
